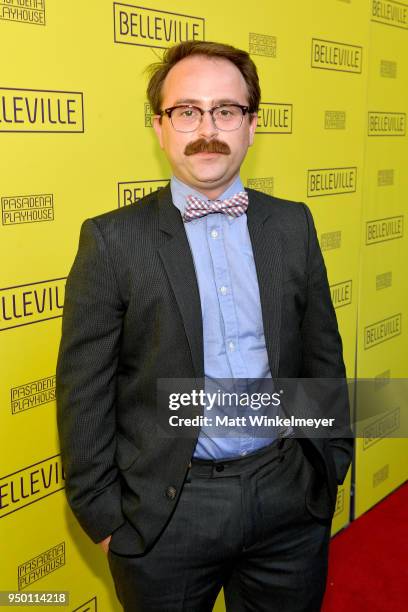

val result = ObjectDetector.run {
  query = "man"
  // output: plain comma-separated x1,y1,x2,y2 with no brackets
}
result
56,40,353,611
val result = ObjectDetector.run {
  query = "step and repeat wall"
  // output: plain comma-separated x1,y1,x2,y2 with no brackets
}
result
1,1,406,610
354,2,408,518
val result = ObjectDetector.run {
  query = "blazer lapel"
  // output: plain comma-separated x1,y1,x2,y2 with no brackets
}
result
246,188,283,378
155,185,282,380
157,186,204,379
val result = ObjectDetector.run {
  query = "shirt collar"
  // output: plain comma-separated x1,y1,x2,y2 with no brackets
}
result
170,175,245,216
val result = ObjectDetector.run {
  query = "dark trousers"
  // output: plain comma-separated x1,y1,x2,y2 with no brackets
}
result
107,437,332,611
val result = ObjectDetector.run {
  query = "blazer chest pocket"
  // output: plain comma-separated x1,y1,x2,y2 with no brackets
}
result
115,432,142,471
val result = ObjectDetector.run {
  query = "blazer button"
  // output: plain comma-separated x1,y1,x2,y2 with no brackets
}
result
166,486,177,500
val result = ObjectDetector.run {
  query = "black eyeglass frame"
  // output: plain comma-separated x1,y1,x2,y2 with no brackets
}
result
158,103,252,132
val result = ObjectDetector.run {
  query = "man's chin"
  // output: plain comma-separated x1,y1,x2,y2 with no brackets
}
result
183,173,240,198
187,164,232,186
191,174,229,187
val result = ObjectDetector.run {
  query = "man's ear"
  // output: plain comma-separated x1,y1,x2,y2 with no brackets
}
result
152,115,164,149
248,112,258,146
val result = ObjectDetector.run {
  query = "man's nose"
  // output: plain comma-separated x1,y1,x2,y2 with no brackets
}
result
197,111,218,139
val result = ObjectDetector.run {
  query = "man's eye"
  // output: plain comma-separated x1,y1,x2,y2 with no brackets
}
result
216,107,238,120
180,109,195,118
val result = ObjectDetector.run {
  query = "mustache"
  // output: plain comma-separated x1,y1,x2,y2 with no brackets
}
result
184,138,231,156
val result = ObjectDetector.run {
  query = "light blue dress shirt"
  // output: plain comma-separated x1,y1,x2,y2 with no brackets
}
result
171,175,281,459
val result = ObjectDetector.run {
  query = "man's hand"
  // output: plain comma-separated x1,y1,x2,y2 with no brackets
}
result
99,535,112,554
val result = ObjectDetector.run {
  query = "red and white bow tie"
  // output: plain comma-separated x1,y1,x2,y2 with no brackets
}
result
183,191,249,222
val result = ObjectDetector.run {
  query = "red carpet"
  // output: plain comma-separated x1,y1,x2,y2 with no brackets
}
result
322,481,408,612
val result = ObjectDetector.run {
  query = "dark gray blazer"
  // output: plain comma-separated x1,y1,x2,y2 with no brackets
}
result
56,186,353,556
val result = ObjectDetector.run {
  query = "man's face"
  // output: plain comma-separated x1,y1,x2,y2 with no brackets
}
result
153,55,258,198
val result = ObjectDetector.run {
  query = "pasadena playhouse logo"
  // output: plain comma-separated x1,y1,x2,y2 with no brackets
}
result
373,464,389,487
0,0,45,26
376,271,392,290
113,3,205,48
247,177,274,196
311,38,362,73
0,88,84,133
377,169,394,186
334,489,344,518
118,179,168,207
256,103,292,134
380,60,397,78
374,369,391,389
11,375,55,415
368,112,406,136
364,314,401,349
330,280,352,309
321,230,341,251
307,167,357,197
366,215,404,244
0,278,65,331
324,111,346,130
1,193,54,225
371,0,408,29
363,407,400,449
18,542,65,590
0,455,64,519
144,102,155,127
249,33,277,58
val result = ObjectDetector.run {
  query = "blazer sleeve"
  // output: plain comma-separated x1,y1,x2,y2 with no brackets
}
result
56,218,126,543
300,203,354,485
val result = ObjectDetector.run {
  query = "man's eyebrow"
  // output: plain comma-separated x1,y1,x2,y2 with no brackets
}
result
171,99,202,106
170,98,244,106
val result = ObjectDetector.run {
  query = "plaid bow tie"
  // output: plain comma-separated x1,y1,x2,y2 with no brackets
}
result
183,191,249,222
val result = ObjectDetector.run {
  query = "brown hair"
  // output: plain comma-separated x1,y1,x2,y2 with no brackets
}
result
146,40,261,115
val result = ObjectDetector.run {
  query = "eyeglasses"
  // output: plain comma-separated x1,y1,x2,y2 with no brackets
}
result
159,104,251,132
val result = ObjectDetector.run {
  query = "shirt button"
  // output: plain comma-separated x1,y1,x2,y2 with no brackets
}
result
228,341,235,351
211,229,218,239
165,486,177,500
220,286,228,295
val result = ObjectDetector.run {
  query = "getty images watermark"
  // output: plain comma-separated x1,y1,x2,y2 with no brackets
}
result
156,378,357,439
167,388,336,430
157,377,408,440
